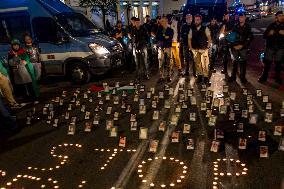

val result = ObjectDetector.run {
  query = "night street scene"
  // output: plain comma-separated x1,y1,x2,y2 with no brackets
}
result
0,0,284,188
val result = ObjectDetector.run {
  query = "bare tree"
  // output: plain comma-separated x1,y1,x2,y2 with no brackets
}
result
79,0,117,29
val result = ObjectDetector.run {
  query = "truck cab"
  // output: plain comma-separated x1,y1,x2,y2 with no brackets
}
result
0,0,123,83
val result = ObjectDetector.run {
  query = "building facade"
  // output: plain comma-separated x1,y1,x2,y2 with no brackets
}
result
61,0,185,26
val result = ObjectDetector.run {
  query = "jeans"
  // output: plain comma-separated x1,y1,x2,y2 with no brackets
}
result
158,47,171,78
230,48,249,80
133,46,149,77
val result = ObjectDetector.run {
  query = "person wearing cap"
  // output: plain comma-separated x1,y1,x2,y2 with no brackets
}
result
8,39,40,102
258,11,284,85
180,14,194,76
132,18,150,80
188,14,212,84
207,17,220,73
0,57,21,108
23,33,42,81
156,17,174,82
219,12,235,75
168,14,183,79
228,12,253,83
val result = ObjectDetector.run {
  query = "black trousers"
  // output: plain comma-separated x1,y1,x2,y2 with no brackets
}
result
180,42,195,75
14,83,37,101
231,61,247,80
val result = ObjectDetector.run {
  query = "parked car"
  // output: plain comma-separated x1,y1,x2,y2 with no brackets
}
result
251,10,262,19
0,0,123,83
245,12,256,21
260,11,268,17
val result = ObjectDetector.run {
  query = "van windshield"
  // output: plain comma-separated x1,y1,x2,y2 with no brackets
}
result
56,13,100,37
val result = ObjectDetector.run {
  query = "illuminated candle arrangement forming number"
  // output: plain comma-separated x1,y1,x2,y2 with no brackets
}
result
1,144,137,189
137,156,188,188
212,158,248,189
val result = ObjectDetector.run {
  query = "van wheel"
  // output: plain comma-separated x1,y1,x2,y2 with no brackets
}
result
69,63,91,84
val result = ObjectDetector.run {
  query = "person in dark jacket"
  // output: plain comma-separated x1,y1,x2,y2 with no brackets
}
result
156,17,174,82
189,15,212,84
258,11,284,85
228,13,253,83
132,18,150,80
219,12,235,74
208,17,220,73
180,14,193,76
8,39,40,102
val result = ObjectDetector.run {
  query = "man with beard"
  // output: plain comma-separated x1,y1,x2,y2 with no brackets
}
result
208,17,220,73
189,15,212,84
258,11,284,85
228,13,253,83
181,14,194,76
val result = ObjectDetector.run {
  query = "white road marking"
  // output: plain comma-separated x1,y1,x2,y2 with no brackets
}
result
138,78,184,189
113,77,183,189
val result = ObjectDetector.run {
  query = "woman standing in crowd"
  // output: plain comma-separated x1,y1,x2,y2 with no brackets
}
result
8,39,40,103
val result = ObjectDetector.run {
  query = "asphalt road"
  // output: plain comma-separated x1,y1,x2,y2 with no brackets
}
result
0,16,283,189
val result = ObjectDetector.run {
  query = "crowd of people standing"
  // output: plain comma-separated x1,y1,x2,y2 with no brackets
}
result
0,34,41,130
111,11,284,85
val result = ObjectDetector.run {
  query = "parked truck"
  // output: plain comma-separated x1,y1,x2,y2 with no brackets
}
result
183,0,227,22
0,0,123,83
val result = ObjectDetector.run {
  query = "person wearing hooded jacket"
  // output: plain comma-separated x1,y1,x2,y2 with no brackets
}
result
8,39,40,102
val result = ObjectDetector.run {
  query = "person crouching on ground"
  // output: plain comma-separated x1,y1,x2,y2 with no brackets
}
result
8,39,40,103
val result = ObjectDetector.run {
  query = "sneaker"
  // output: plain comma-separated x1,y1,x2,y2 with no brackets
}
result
275,78,282,85
211,69,216,73
258,76,267,83
196,76,203,83
240,78,248,84
11,104,22,109
203,77,209,83
228,77,236,82
158,78,164,83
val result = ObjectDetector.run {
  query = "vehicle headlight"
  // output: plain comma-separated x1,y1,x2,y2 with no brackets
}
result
219,33,225,39
89,43,110,55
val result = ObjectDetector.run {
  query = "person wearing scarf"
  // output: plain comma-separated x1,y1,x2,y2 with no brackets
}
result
0,57,21,108
23,33,42,80
8,39,40,102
